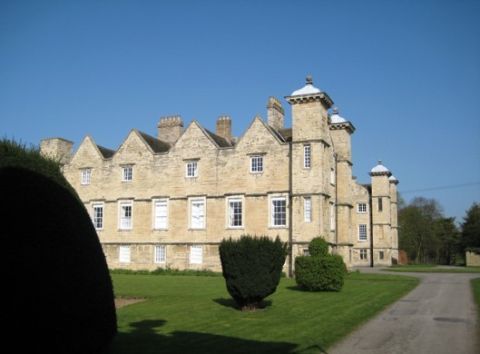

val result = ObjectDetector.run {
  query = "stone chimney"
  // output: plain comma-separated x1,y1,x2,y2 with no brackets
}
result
157,115,184,144
267,96,285,130
216,115,232,142
40,138,73,164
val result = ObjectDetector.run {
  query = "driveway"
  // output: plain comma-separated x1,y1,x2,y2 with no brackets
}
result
329,269,480,354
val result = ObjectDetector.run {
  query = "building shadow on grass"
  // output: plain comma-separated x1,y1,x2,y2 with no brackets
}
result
111,319,299,354
213,297,273,310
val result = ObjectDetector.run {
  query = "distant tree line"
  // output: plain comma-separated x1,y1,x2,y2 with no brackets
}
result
399,196,480,265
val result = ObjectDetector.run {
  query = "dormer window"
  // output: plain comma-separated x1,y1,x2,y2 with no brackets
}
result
122,165,133,182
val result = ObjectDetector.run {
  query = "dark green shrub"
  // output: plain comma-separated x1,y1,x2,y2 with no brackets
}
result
308,236,329,257
295,255,347,291
0,138,74,192
2,167,116,354
219,235,287,310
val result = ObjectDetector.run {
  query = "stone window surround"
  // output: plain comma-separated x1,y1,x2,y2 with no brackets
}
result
185,160,199,178
152,198,169,230
119,245,131,263
357,202,368,213
226,195,244,229
303,144,311,169
80,168,91,185
154,245,166,264
91,201,104,230
358,224,368,241
269,194,288,228
304,196,312,223
188,196,206,230
121,164,133,182
250,154,264,174
359,248,368,260
118,199,133,230
189,245,203,264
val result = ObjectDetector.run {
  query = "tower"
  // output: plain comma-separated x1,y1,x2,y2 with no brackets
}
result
329,108,356,266
40,138,73,164
369,161,393,265
389,175,400,263
285,76,334,252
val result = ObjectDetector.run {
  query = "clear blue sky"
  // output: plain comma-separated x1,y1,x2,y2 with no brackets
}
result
1,0,479,223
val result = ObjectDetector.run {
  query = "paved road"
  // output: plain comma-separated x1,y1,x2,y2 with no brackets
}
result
329,269,480,354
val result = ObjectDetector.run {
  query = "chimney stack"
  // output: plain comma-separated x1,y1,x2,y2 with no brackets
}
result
216,115,232,142
267,97,285,130
157,115,184,144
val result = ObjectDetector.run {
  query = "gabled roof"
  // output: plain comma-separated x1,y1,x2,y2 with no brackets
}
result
97,145,115,158
137,130,171,153
204,129,233,147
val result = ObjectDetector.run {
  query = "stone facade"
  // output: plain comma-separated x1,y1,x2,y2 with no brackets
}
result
40,77,399,274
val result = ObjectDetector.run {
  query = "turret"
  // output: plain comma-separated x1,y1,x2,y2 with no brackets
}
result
369,161,393,265
389,175,400,263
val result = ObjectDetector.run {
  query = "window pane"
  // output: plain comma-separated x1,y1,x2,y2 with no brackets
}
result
93,205,103,229
190,245,203,264
304,197,312,222
304,145,311,168
359,224,367,241
251,156,263,173
272,198,286,226
154,200,167,229
229,199,242,227
155,245,166,263
119,246,130,263
191,200,205,228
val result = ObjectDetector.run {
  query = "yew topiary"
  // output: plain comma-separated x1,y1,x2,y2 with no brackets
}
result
295,254,347,291
2,167,117,354
219,235,287,310
308,236,329,257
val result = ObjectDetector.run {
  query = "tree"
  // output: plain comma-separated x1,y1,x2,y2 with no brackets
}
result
434,217,460,265
399,197,444,263
219,235,287,311
461,203,480,251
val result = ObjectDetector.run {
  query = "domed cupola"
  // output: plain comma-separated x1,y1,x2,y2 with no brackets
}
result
389,175,399,184
369,160,392,177
291,75,321,96
330,107,347,123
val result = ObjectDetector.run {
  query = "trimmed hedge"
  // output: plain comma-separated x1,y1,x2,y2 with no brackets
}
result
308,236,329,257
295,254,347,291
219,235,287,310
2,167,117,354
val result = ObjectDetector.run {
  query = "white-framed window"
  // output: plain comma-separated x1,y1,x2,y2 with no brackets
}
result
154,245,166,264
357,203,367,213
81,168,91,185
358,224,367,241
304,197,312,223
271,196,287,227
189,245,203,264
186,160,198,178
330,167,335,184
92,203,104,230
153,199,168,229
227,197,243,228
250,155,264,173
330,203,336,230
122,165,133,181
304,144,311,168
360,249,368,260
118,200,133,230
190,197,206,229
119,245,131,263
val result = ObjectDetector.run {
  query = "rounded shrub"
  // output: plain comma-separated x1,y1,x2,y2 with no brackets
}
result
295,254,347,291
2,167,117,354
219,235,287,310
308,236,329,257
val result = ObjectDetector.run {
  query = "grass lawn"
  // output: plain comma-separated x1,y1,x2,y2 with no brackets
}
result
472,278,480,318
110,272,418,354
385,265,480,273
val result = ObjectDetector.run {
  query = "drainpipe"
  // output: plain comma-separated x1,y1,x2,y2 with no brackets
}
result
288,141,293,277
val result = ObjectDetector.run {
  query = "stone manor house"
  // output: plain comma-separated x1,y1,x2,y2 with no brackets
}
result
40,77,399,274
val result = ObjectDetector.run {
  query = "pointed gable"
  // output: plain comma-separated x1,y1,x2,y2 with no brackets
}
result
70,135,111,166
235,116,286,150
173,121,221,151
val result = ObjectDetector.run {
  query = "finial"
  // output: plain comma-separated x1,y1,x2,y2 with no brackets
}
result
378,160,382,165
306,75,313,85
332,106,339,114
